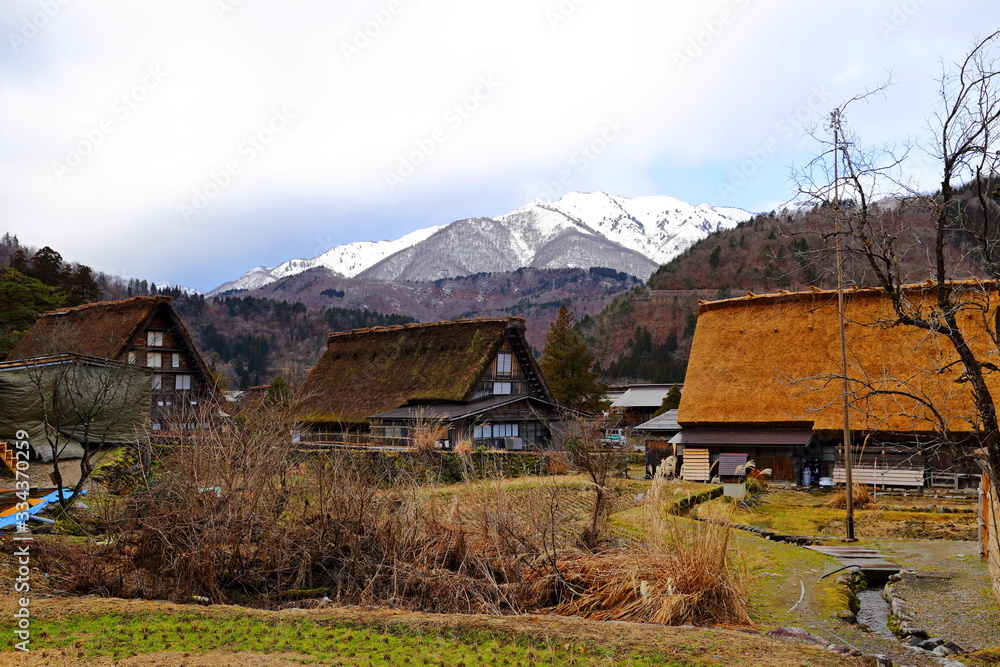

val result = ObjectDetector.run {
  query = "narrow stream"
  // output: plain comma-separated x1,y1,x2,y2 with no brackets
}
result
856,588,896,640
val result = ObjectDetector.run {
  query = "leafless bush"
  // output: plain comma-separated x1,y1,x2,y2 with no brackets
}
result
53,405,582,614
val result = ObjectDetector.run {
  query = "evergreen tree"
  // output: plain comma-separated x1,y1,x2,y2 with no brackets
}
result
652,384,682,417
27,246,64,285
64,265,102,306
0,267,65,358
540,304,608,413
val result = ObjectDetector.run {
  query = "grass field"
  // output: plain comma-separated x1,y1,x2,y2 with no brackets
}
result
0,597,869,667
695,488,978,540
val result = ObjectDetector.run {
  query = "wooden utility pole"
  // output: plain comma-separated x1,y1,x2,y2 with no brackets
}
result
832,109,856,541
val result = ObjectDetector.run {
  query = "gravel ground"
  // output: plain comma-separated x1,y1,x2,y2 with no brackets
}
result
877,539,1000,651
772,538,1000,667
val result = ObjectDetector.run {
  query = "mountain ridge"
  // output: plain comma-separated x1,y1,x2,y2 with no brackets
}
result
208,192,751,295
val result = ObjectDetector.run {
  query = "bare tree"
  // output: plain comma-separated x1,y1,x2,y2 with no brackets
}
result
795,31,1000,486
550,411,627,549
14,354,151,509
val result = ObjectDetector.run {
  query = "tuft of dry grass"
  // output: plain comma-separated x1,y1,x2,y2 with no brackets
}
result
826,483,876,509
530,467,753,627
543,517,752,627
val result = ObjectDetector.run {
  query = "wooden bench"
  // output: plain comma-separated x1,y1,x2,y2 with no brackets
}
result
832,465,924,487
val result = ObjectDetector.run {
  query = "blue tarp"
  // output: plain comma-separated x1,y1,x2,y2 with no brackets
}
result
0,488,88,529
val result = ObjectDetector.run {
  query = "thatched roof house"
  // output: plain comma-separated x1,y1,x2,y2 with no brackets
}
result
676,283,999,486
295,317,559,449
7,296,219,429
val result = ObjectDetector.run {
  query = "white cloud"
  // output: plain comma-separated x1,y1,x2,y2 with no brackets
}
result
0,0,995,289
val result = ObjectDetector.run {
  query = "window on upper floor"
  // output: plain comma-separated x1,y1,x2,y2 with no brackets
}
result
147,331,164,347
493,381,512,395
147,352,162,368
175,374,192,391
496,352,512,375
172,353,181,368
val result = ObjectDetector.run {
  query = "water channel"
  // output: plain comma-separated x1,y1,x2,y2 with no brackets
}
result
856,587,896,640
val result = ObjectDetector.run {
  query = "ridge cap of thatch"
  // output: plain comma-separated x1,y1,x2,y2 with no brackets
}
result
326,316,525,344
38,295,171,319
697,280,996,315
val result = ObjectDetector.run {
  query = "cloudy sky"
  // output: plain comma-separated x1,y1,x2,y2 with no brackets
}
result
0,0,993,291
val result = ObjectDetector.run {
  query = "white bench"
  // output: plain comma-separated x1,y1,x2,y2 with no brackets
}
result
832,465,925,487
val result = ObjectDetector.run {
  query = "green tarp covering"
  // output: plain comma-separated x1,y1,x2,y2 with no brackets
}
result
0,356,151,462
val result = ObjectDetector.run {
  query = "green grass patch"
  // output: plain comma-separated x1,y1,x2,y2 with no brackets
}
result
699,489,975,539
16,609,701,666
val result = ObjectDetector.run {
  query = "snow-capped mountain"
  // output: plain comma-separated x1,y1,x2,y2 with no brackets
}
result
209,192,751,294
208,225,445,295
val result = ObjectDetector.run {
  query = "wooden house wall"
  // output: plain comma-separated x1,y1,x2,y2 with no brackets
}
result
679,446,798,483
470,340,531,399
129,305,214,427
644,439,674,476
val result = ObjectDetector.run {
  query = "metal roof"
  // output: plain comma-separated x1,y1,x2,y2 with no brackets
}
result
634,409,680,432
669,429,814,446
610,384,680,408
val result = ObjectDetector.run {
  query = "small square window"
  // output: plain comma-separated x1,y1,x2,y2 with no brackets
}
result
175,374,192,391
147,331,164,347
493,382,512,395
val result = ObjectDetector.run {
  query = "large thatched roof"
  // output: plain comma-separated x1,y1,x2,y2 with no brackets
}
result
679,283,1000,435
295,317,550,424
7,296,218,398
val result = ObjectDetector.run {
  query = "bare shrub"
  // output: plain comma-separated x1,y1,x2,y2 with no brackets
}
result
55,405,582,615
550,413,626,549
826,483,876,509
530,473,752,627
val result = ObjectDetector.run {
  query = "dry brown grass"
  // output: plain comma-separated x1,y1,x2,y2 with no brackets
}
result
826,483,877,509
529,467,753,627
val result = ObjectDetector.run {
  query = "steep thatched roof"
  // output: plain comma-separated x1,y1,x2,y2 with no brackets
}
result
8,296,172,360
679,283,1000,435
295,317,548,424
6,296,218,398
